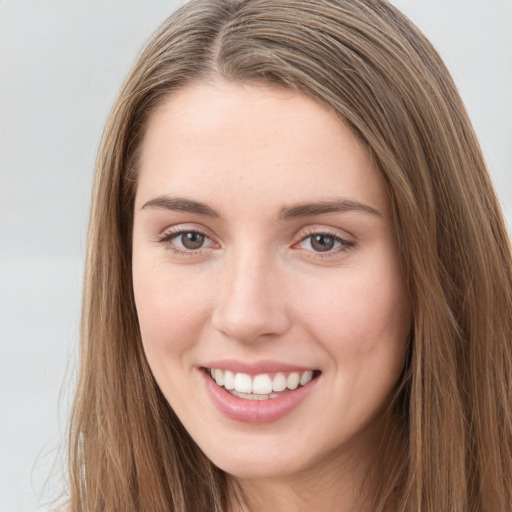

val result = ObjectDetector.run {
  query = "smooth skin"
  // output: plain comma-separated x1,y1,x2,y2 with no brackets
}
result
132,80,411,512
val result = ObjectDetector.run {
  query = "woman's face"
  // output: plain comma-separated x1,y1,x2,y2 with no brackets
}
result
132,80,410,481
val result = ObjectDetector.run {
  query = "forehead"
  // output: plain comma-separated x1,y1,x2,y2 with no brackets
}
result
136,79,389,216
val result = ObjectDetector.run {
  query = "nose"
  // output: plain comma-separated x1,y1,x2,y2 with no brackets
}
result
211,249,291,343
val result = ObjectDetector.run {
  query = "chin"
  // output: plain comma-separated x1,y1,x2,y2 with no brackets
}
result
213,454,304,481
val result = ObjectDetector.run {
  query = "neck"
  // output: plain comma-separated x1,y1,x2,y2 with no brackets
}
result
228,472,371,512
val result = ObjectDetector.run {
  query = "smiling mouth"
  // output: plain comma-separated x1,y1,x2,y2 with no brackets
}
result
205,367,321,400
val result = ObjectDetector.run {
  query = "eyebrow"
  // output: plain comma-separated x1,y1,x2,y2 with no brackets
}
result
278,199,383,220
141,196,221,218
140,195,382,220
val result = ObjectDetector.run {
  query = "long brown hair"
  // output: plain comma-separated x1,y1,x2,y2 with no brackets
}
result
68,1,512,510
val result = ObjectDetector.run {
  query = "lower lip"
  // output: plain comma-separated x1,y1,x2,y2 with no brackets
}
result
201,370,319,424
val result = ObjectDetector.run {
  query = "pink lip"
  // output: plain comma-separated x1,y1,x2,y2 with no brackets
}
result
202,358,316,375
200,368,320,425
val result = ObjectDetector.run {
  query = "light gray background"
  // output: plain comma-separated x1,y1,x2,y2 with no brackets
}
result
0,1,511,511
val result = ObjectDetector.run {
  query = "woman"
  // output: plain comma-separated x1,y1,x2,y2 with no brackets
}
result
67,0,512,510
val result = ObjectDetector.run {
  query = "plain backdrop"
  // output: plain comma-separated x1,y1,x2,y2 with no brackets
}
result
0,1,511,510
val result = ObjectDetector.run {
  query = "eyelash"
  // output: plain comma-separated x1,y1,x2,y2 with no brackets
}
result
156,228,216,256
295,229,355,257
156,228,355,258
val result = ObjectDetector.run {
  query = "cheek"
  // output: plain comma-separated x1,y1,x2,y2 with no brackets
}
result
296,264,410,372
132,262,211,361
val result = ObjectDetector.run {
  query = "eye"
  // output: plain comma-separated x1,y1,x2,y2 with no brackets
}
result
297,232,354,254
158,229,215,253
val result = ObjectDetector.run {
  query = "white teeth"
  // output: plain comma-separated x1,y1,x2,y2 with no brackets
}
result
208,368,317,396
234,372,252,393
214,368,224,386
272,372,287,392
286,372,300,390
252,374,273,395
223,370,235,390
300,370,313,386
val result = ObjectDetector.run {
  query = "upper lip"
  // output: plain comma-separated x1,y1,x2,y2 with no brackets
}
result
201,359,318,375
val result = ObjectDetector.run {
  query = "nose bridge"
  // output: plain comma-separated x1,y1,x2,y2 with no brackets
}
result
212,242,290,343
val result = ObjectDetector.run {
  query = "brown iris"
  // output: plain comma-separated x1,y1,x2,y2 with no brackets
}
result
180,231,205,250
310,234,336,252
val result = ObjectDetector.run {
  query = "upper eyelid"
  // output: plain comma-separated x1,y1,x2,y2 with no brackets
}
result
295,224,355,242
299,232,349,243
157,223,213,239
159,230,210,243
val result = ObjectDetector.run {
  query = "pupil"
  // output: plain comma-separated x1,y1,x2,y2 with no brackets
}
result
182,232,204,249
311,234,334,252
